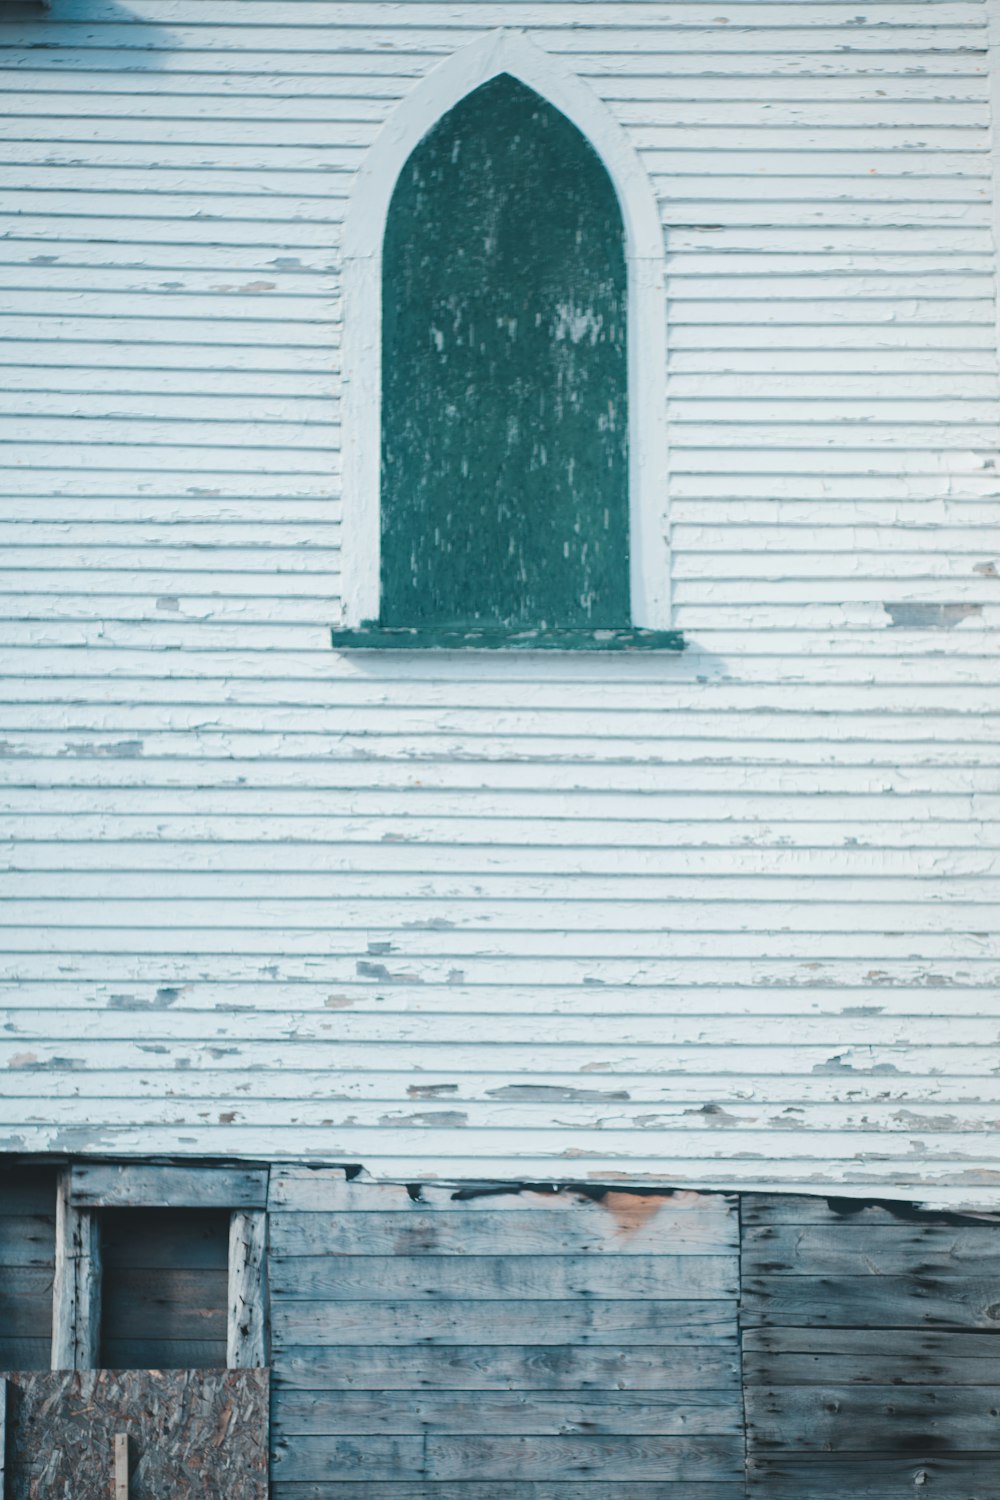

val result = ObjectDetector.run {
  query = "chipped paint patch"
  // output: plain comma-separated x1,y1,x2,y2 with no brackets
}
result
885,602,982,628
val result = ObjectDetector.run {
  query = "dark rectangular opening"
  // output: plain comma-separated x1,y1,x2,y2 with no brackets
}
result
99,1207,229,1370
0,1166,57,1369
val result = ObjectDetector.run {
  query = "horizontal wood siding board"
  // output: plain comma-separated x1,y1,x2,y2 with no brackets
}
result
743,1327,1000,1361
273,1388,743,1437
1,0,997,1210
69,1163,267,1208
273,1299,739,1347
744,1384,1000,1451
742,1223,1000,1277
269,1253,737,1301
271,1434,745,1484
272,1344,740,1392
740,1275,1000,1328
268,1207,737,1256
100,1339,229,1370
268,1486,745,1500
0,1268,55,1339
747,1455,1000,1500
0,1340,51,1370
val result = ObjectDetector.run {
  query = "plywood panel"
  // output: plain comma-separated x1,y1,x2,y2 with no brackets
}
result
1,1368,269,1500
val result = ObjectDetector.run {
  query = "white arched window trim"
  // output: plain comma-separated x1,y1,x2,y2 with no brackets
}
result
339,28,670,632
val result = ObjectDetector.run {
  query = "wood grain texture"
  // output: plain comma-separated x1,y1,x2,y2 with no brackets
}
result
273,1344,740,1392
269,1488,744,1500
228,1209,269,1368
271,1434,744,1484
270,1180,740,1491
273,1297,739,1348
0,1369,268,1500
269,1252,737,1301
69,1165,267,1210
742,1194,1000,1498
51,1172,100,1372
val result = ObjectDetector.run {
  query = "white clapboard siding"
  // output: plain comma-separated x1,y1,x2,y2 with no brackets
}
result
1,0,998,1208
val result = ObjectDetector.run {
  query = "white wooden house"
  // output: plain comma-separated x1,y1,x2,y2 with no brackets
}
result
1,1,999,1494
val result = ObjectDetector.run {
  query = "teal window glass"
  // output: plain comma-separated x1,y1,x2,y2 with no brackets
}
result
380,74,630,631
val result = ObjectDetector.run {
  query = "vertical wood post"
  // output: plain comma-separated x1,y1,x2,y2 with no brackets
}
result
227,1209,268,1368
52,1170,101,1370
0,1378,7,1500
113,1433,128,1500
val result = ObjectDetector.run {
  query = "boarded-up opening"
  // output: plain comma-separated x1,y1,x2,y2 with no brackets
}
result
0,1167,56,1370
381,73,630,632
99,1208,229,1370
268,1172,743,1496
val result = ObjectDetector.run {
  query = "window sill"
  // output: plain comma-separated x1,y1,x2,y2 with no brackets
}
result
330,625,685,652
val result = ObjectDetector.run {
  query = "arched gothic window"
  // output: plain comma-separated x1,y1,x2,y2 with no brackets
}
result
334,34,679,651
380,74,629,634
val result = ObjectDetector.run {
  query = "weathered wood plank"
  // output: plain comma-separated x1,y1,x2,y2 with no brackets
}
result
0,1174,55,1220
741,1196,1000,1229
743,1327,1000,1361
743,1348,1000,1387
228,1209,268,1369
0,1343,49,1372
100,1267,228,1341
273,1344,740,1392
741,1275,1000,1328
745,1383,1000,1450
2,1369,268,1499
0,1273,53,1341
1,1379,7,1500
270,1254,737,1302
97,1338,228,1369
0,1220,56,1271
51,1173,99,1371
69,1164,267,1209
747,1455,1000,1500
269,1207,736,1257
742,1223,1000,1278
269,1487,744,1500
114,1433,129,1500
273,1388,742,1437
273,1299,738,1348
268,1176,735,1231
272,1434,744,1484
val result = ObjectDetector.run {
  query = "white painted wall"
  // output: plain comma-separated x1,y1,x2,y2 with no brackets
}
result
1,0,998,1208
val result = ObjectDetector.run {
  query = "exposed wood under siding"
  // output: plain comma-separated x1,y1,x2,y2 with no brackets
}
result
268,1171,743,1495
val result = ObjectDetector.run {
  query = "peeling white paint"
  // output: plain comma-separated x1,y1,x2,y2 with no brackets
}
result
0,0,998,1209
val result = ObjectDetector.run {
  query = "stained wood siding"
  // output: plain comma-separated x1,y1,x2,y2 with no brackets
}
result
742,1194,1000,1498
0,1,998,1205
0,1169,56,1370
268,1168,742,1498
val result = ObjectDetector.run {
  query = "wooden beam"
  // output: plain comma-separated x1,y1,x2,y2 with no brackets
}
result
227,1210,268,1369
1,1378,7,1500
69,1165,267,1211
52,1171,101,1371
114,1433,129,1500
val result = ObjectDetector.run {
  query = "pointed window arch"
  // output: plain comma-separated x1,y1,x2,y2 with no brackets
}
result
335,32,679,650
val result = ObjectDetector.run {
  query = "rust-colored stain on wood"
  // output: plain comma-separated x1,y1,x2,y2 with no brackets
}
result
0,1368,268,1500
